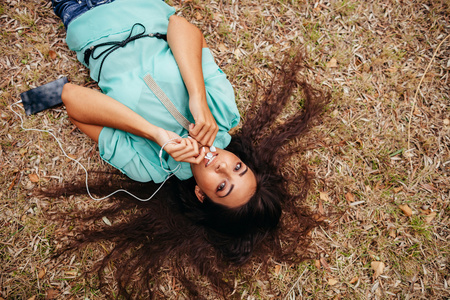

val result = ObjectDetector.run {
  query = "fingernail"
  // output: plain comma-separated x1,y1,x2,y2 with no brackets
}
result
210,146,216,152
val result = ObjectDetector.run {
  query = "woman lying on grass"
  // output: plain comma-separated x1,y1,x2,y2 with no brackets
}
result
49,0,329,297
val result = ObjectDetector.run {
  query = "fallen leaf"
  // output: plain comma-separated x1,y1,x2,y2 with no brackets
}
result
389,229,396,238
45,289,59,300
48,50,58,60
253,67,260,74
29,173,39,183
274,265,281,276
320,257,331,272
48,50,57,60
349,276,359,284
386,66,397,73
398,204,412,217
19,148,27,156
194,11,203,20
444,118,449,126
65,270,78,276
27,296,36,300
8,175,19,190
38,268,46,279
102,216,112,226
318,199,324,215
218,43,228,52
421,183,437,192
319,191,330,202
375,181,384,190
234,48,241,59
328,278,338,286
345,192,354,202
371,261,385,279
425,211,437,224
213,13,222,22
65,154,76,162
326,57,338,68
312,213,326,222
314,259,321,269
403,150,414,158
393,186,403,193
420,209,431,215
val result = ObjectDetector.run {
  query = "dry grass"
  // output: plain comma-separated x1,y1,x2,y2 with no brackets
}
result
1,0,449,299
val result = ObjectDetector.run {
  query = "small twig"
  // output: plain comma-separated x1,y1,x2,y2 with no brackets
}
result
407,34,450,175
284,266,309,300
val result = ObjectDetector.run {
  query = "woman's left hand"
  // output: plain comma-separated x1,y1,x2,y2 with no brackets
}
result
189,97,219,146
157,129,205,164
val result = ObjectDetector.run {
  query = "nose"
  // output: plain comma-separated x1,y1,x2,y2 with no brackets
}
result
216,161,228,173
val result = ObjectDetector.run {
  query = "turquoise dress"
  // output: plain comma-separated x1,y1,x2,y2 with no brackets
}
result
65,0,240,183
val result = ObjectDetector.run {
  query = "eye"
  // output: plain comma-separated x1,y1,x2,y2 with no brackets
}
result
217,182,226,192
234,163,242,171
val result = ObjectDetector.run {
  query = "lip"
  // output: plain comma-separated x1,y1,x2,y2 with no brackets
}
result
205,153,219,167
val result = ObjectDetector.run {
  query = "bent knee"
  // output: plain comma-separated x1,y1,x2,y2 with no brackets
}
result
61,83,79,118
169,14,186,24
61,82,75,105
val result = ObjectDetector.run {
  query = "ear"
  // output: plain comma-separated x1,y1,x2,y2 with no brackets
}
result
195,185,205,203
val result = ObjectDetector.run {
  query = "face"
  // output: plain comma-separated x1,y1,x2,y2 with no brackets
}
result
190,147,257,208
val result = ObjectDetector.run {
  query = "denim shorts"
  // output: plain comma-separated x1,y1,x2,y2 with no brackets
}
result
52,0,115,28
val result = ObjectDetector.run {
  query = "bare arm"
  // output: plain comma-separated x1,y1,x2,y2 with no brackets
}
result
62,83,203,164
62,83,161,142
167,15,218,146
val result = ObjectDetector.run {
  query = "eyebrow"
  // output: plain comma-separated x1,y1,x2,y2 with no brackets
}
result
239,167,249,177
218,166,249,198
219,184,234,198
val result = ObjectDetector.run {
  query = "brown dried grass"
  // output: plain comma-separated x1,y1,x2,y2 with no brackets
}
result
1,0,449,299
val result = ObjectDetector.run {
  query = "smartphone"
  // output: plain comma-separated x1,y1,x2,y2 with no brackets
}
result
20,77,68,115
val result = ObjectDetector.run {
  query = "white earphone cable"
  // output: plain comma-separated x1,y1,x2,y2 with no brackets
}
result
9,100,178,202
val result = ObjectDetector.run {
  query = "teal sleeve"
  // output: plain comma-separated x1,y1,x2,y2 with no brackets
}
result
98,128,166,183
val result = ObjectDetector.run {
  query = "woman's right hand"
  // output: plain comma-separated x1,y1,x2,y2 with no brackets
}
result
156,129,205,164
188,96,219,146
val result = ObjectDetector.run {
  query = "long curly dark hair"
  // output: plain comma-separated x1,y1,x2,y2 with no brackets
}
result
45,49,330,299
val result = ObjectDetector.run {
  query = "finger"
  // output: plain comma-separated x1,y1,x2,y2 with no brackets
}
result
168,139,187,150
200,128,213,146
166,141,189,157
194,127,209,145
170,139,198,157
170,145,192,158
190,146,206,164
176,148,201,162
192,150,206,164
168,137,182,144
202,129,216,146
189,122,203,136
189,123,195,133
207,126,219,146
188,136,200,155
181,156,201,164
